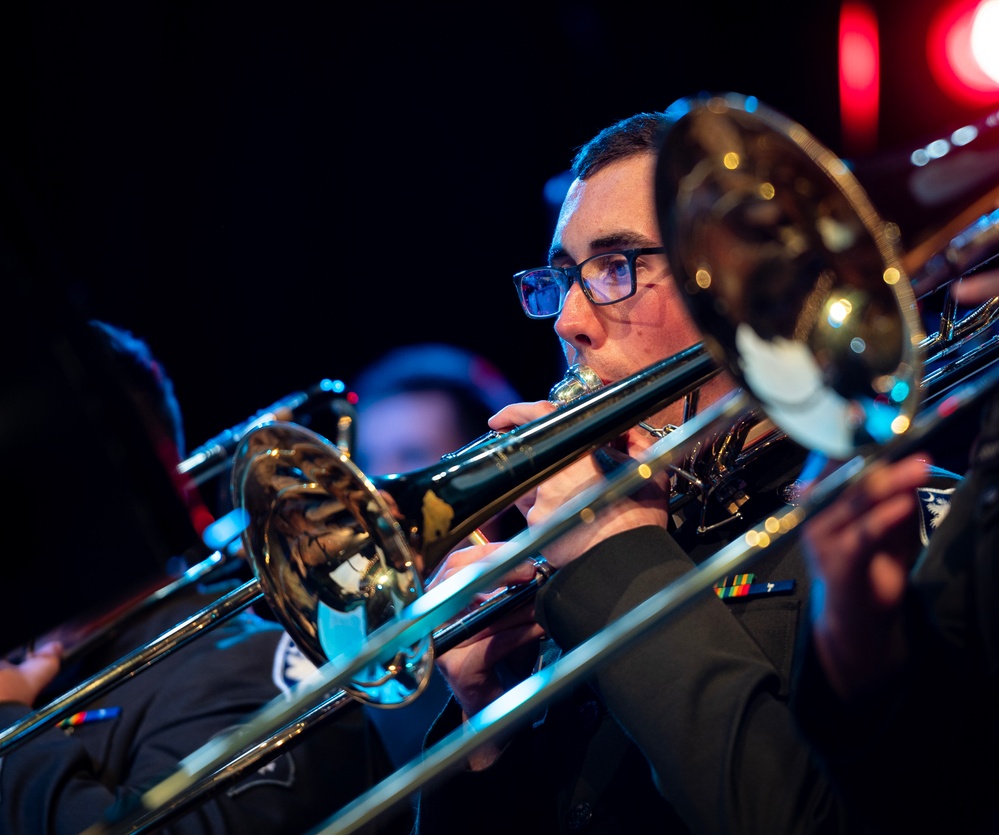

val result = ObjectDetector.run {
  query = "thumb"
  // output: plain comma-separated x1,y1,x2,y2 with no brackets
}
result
22,641,63,688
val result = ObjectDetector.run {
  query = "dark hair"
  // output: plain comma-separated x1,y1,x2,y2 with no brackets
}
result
88,320,186,457
570,111,674,180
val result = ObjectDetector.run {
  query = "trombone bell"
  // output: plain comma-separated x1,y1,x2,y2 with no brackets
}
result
655,93,925,460
232,423,433,706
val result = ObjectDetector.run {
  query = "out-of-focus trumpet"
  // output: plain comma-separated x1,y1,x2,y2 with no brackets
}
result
177,378,357,485
2,379,356,665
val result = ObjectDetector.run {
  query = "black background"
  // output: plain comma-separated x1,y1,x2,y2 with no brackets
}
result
2,0,995,453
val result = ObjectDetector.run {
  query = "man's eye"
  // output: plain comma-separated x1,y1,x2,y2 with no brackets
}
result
596,256,630,282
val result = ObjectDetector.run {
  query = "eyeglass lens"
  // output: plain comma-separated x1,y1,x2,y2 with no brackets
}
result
518,252,635,317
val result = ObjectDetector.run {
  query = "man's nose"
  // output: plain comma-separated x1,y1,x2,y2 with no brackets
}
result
554,282,598,345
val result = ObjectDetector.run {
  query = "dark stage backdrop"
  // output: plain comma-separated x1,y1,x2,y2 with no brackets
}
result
0,0,991,477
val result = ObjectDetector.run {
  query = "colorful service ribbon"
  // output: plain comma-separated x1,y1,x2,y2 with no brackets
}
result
57,707,121,729
714,573,795,600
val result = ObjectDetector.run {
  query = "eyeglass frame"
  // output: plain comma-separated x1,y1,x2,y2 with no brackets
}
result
512,247,667,320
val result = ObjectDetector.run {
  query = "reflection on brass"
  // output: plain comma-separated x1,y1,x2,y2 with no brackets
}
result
656,92,924,459
234,423,431,706
421,490,456,546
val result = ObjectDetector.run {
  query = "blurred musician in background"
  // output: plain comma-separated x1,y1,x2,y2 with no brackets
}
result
0,321,411,834
793,269,999,833
350,342,525,769
352,342,519,471
413,111,959,834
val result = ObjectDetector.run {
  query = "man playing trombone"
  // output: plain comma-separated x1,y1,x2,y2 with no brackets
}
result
414,109,958,834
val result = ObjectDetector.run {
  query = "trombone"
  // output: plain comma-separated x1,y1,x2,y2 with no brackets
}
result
0,341,720,755
83,92,999,834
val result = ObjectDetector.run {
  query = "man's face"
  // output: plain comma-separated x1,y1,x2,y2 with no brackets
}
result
549,152,726,426
355,390,467,475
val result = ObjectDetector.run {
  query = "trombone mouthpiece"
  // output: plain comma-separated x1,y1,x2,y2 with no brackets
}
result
440,364,604,463
549,364,603,404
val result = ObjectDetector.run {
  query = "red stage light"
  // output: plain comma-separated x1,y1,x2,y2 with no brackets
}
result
840,1,880,154
927,0,999,108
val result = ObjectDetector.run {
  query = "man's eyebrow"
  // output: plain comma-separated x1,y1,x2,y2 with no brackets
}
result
548,233,655,264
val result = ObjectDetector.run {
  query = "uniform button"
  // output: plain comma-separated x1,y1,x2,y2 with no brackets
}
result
568,801,593,831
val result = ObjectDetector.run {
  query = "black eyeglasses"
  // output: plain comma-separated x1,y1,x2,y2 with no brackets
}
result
512,247,667,319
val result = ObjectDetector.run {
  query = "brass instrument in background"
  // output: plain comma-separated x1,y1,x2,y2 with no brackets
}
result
177,378,357,485
1,380,356,669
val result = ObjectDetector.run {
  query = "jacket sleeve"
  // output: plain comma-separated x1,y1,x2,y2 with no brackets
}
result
535,525,858,835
